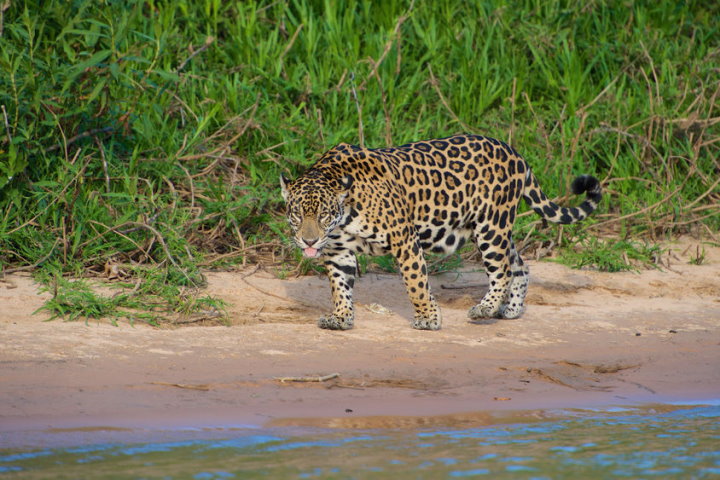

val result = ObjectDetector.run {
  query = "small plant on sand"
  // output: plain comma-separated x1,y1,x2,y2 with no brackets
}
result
688,245,707,266
36,274,150,325
556,237,664,273
372,255,398,274
34,264,226,325
427,252,465,275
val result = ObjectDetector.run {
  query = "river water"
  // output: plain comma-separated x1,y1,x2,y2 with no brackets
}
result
2,402,719,479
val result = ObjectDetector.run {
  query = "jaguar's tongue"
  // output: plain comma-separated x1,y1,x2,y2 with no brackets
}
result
303,247,319,258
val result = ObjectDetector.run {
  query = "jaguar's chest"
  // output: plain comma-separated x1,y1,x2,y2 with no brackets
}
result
340,207,385,241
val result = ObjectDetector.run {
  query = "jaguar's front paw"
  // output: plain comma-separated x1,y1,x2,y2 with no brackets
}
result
318,314,354,330
468,302,501,320
498,303,524,319
412,314,442,331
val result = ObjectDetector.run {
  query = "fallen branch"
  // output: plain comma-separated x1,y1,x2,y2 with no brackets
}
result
150,381,210,391
275,373,340,383
2,238,62,274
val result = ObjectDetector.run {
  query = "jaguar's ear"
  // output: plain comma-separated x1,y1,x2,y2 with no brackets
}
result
280,173,291,202
337,175,353,203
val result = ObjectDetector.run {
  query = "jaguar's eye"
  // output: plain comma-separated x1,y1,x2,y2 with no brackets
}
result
287,207,302,226
318,213,332,227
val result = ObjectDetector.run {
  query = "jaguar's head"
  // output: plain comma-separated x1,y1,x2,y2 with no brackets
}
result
280,172,353,258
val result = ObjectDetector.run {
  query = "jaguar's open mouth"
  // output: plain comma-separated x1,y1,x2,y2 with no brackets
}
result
303,247,321,258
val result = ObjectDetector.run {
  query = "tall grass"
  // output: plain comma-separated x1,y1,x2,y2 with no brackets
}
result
0,0,718,322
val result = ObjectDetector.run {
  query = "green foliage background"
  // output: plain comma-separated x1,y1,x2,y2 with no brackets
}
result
0,0,718,321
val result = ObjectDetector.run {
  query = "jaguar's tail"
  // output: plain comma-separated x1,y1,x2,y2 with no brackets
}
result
523,170,602,224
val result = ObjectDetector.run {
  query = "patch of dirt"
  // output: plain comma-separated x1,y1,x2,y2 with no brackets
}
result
515,361,642,392
1,237,719,447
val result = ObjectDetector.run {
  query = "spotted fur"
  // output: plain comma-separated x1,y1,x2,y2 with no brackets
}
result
280,134,602,330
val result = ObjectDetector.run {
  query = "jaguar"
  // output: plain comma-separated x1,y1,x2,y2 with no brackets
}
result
280,134,601,330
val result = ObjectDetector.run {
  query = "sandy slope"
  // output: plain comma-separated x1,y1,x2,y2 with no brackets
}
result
1,238,718,446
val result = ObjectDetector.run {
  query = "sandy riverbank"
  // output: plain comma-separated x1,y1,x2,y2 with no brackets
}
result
1,238,718,448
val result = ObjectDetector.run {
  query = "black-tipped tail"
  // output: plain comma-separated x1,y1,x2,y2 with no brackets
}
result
571,175,602,203
524,171,602,225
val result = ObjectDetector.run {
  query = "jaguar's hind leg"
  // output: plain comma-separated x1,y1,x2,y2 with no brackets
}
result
498,241,528,319
468,223,512,319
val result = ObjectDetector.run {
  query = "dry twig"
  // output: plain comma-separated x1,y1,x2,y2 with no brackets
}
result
176,36,215,73
278,24,303,78
358,0,415,90
349,71,365,147
150,382,211,391
2,239,62,274
7,149,85,235
0,1,9,38
275,373,340,383
45,127,113,153
429,64,472,132
1,104,10,144
590,184,684,230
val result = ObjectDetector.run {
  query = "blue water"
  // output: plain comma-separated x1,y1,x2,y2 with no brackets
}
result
2,404,719,479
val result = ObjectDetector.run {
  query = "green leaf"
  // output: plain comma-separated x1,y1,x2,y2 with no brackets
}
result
72,49,112,72
86,78,107,104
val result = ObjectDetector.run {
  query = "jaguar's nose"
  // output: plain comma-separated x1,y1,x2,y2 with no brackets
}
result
302,237,319,247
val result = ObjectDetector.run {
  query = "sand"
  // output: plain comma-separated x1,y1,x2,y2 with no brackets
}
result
1,237,718,447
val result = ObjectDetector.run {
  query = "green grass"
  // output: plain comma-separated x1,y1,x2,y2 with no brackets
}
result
556,236,665,272
1,0,718,322
34,265,226,325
